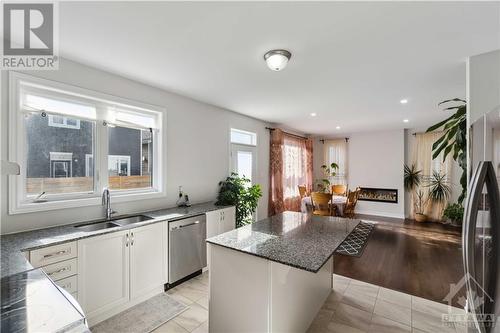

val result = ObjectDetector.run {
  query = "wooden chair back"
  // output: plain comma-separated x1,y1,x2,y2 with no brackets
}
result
298,185,308,199
331,184,347,196
343,189,360,218
311,192,333,216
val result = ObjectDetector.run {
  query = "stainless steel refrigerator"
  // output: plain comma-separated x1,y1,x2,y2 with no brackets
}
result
464,108,500,332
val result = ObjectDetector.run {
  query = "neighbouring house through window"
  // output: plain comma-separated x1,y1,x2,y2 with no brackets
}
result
9,72,164,213
48,115,81,129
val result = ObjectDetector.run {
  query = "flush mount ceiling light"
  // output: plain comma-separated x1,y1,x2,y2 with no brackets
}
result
264,49,292,71
336,126,341,130
400,99,408,104
310,112,317,117
403,119,409,123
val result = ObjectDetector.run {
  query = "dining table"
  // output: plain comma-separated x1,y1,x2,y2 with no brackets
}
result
301,195,348,216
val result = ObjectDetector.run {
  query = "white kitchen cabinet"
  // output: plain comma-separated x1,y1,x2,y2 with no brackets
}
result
206,210,221,239
221,206,236,233
130,223,164,299
78,230,130,321
205,206,236,270
77,223,166,325
206,206,236,237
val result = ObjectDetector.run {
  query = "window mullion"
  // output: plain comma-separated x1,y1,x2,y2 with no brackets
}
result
97,111,109,194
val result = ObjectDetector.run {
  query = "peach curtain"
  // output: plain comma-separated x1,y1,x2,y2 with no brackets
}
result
269,129,313,216
411,132,452,221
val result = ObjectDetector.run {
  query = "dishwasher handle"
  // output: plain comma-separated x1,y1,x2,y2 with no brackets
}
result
177,221,200,229
169,215,205,231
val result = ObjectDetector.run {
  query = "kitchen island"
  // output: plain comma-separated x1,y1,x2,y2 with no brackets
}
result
206,211,360,333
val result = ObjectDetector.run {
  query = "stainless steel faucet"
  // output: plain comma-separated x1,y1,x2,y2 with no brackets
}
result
102,188,116,219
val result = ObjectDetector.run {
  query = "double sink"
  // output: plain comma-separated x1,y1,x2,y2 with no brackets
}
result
74,215,153,232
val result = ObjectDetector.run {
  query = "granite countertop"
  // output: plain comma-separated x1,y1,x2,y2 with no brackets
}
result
1,268,87,333
207,211,360,273
1,202,231,278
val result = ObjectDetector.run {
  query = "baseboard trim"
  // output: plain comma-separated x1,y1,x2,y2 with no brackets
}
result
355,210,405,219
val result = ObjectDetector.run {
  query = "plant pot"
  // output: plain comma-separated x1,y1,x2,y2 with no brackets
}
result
415,213,427,223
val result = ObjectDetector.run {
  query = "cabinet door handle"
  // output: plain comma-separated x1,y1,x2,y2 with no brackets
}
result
131,232,134,246
47,266,69,277
126,234,129,247
43,250,68,259
61,282,72,290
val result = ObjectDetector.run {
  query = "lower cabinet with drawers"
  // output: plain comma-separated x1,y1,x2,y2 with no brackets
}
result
29,221,167,326
30,241,79,301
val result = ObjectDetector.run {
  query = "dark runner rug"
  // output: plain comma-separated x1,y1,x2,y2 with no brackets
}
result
335,221,376,257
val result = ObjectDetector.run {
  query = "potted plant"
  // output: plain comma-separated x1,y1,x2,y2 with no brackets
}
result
215,173,263,228
414,190,428,222
404,164,426,221
426,171,451,210
315,163,339,193
426,99,467,204
404,164,422,193
443,203,464,227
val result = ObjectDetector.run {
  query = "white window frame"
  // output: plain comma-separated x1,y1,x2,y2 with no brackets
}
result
8,72,167,214
230,128,257,146
48,115,81,129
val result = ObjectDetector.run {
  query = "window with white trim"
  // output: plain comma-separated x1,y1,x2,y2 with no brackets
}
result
9,73,165,213
230,128,257,146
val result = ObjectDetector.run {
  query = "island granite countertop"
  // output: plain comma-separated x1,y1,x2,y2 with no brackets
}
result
1,201,231,278
206,211,360,273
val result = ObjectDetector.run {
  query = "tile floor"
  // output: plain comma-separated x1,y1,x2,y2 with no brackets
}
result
308,274,472,333
152,273,209,333
152,272,473,333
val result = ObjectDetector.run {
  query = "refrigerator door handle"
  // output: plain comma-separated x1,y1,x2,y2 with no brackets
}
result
463,161,500,333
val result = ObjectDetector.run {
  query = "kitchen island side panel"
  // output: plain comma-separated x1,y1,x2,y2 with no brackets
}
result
209,243,333,333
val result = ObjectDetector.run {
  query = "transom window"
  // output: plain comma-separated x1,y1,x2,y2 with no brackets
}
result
230,128,257,146
9,72,165,214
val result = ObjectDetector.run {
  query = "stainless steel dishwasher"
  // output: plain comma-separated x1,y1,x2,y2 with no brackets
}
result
169,214,207,284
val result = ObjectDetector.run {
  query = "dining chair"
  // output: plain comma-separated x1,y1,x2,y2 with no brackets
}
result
343,190,359,218
298,185,308,199
310,192,334,216
331,184,347,196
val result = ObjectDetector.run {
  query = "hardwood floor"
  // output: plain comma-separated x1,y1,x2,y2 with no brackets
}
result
333,214,465,307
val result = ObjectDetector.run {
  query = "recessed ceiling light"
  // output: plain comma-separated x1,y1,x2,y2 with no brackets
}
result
403,119,409,123
310,113,317,117
336,126,341,130
264,49,292,71
400,99,408,104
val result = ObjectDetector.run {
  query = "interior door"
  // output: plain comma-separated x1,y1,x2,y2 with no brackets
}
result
129,223,164,299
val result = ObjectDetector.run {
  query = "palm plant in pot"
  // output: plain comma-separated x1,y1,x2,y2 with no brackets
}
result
404,164,427,222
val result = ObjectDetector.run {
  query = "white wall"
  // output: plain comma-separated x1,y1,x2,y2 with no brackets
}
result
467,49,500,124
314,130,405,218
0,59,270,234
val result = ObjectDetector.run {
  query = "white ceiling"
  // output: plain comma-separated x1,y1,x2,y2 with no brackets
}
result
59,2,500,136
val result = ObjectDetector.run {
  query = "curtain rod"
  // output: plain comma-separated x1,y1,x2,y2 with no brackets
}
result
265,127,308,140
319,138,349,143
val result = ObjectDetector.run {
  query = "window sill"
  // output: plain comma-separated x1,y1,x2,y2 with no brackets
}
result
9,190,166,215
